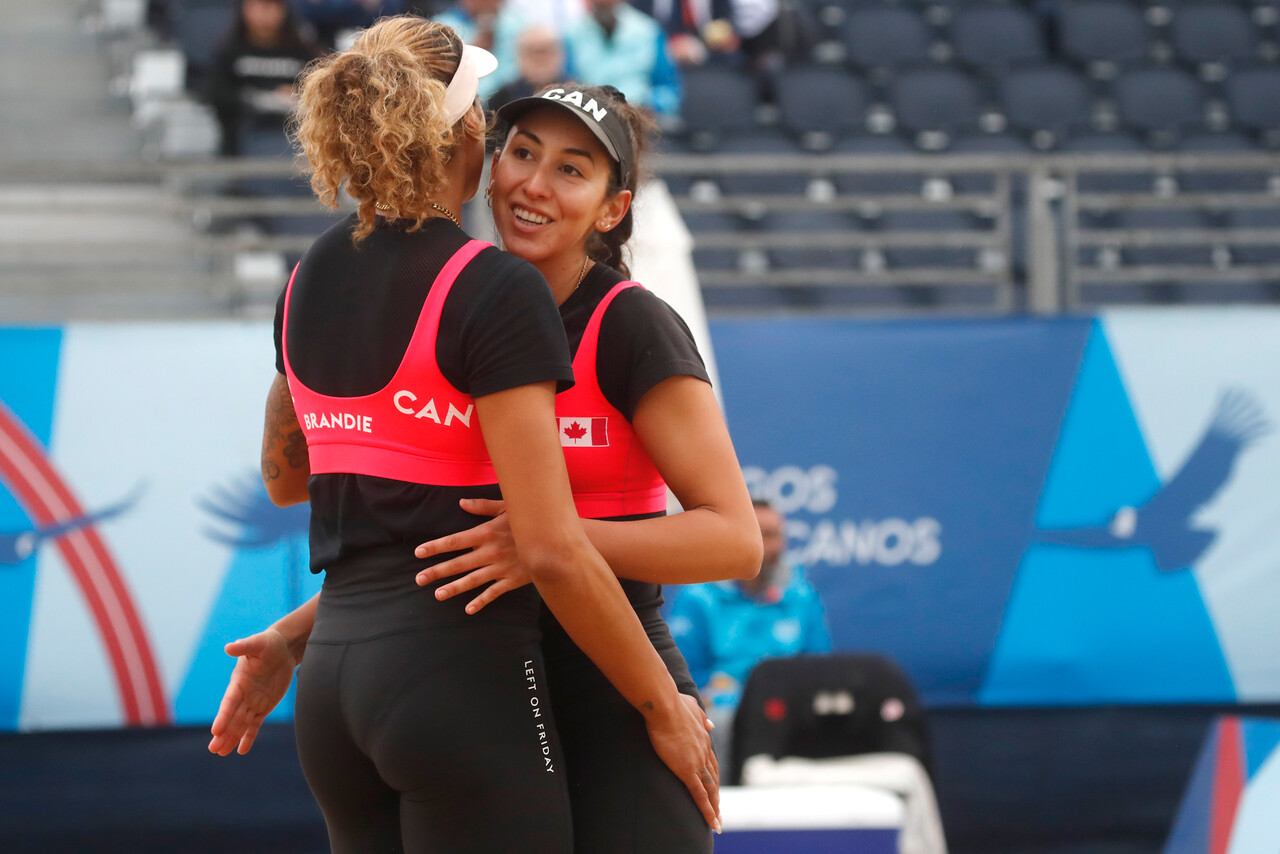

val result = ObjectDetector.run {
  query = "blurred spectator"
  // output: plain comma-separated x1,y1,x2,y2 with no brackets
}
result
294,0,411,47
730,0,812,74
506,0,588,34
433,0,524,100
207,0,326,156
668,499,832,752
488,26,566,109
631,0,739,66
565,0,681,115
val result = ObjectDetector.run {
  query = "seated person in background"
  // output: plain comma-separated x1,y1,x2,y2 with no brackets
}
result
433,0,524,100
564,0,681,116
207,0,325,156
669,498,832,753
488,26,566,109
631,0,738,66
293,0,411,47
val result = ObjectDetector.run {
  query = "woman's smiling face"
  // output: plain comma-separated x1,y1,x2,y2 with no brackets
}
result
491,106,626,266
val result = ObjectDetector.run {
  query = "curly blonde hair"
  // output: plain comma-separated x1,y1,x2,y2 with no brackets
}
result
291,16,474,243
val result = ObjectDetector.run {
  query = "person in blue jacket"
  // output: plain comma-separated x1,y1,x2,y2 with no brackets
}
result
669,498,831,751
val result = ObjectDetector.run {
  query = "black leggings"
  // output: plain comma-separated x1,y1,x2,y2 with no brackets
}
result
545,616,713,854
295,625,572,854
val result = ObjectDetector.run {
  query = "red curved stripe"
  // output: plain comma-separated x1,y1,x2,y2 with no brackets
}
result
0,403,168,725
1211,716,1244,854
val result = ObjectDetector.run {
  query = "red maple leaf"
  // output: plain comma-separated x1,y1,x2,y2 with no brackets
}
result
563,421,587,441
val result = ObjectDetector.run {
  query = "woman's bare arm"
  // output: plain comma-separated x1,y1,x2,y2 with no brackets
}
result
578,375,761,584
417,375,761,601
473,381,719,830
261,372,309,506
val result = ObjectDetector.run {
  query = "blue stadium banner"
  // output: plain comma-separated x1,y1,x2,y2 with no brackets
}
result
1,310,1278,729
710,309,1280,707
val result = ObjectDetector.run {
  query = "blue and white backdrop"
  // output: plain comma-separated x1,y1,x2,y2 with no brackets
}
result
1,309,1277,729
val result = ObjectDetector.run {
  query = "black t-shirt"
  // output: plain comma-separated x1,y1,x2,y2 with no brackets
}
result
540,262,710,694
274,215,573,571
557,261,710,422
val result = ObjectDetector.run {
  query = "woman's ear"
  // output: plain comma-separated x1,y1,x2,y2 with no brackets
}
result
596,189,632,232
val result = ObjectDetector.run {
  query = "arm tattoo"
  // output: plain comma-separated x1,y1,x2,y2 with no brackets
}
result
262,375,304,482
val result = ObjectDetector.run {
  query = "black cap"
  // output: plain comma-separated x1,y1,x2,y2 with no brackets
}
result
496,87,635,186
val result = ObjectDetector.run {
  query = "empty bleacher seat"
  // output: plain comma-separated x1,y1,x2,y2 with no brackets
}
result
172,1,235,92
831,134,928,195
880,209,982,269
1115,207,1217,265
1223,207,1280,264
842,5,933,72
1112,66,1208,141
1225,67,1280,144
685,209,753,271
774,66,869,149
1059,0,1153,77
1060,131,1155,192
888,67,984,148
999,64,1095,149
716,131,812,196
951,4,1048,70
1176,132,1268,192
1170,1,1260,77
677,66,761,150
758,209,862,270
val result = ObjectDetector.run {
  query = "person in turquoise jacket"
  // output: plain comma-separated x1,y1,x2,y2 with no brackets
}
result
564,0,681,115
669,498,832,748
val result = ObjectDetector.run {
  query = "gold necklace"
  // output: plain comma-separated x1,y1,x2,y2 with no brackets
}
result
374,201,461,228
570,255,590,296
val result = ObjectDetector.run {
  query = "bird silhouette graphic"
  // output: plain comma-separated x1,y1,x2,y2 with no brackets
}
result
0,485,143,566
1034,389,1271,572
199,474,309,610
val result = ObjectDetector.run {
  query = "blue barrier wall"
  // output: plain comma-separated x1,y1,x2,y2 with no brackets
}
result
1,309,1278,729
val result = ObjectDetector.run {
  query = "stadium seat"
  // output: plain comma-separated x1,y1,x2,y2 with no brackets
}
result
880,209,982,269
730,653,932,785
716,131,812,196
888,67,984,146
774,66,869,150
757,209,862,270
948,133,1032,194
830,134,928,196
1059,0,1152,77
1175,132,1268,192
1059,131,1154,192
841,5,933,72
999,64,1095,149
684,209,753,271
1223,207,1280,264
1225,68,1280,142
1112,66,1208,139
1170,1,1259,77
236,122,309,198
1115,208,1216,266
677,66,761,150
173,2,235,92
951,4,1048,70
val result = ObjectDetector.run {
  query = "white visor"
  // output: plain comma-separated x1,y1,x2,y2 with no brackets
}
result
443,44,498,126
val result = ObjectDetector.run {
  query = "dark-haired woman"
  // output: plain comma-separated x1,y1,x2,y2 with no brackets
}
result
230,17,720,853
211,82,758,852
207,0,324,156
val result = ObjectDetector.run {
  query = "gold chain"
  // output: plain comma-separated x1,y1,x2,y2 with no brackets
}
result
374,201,461,228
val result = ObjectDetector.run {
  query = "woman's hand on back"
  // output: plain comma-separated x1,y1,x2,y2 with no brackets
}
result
414,498,532,613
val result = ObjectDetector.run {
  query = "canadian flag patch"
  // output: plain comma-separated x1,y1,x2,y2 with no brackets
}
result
559,417,608,447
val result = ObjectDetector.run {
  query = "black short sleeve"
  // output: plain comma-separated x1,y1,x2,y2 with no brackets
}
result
273,283,287,375
447,247,574,399
594,282,710,421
